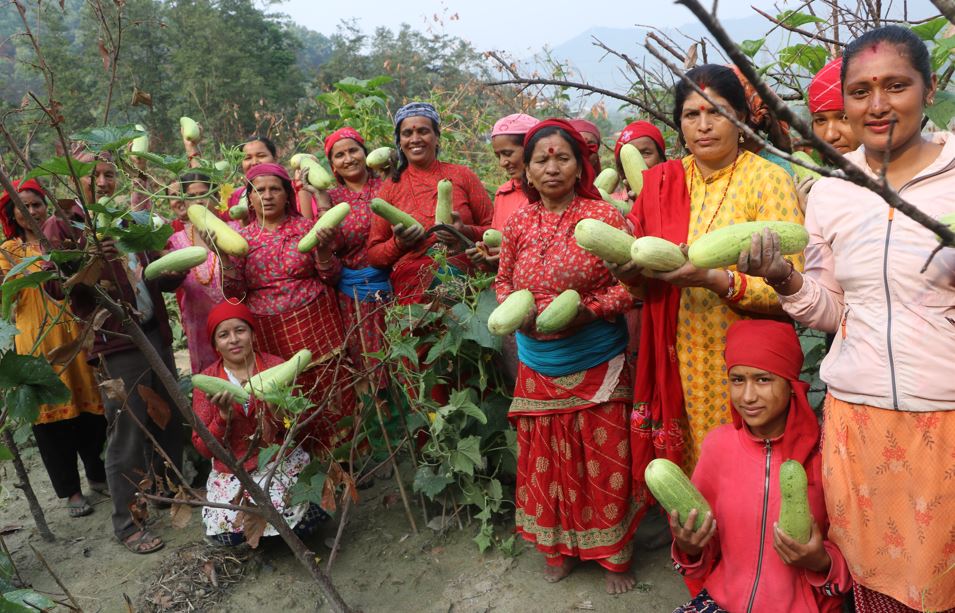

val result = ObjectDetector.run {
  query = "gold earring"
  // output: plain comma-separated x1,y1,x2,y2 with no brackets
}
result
738,132,745,144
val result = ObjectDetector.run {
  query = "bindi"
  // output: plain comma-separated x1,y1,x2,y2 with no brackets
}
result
547,147,555,154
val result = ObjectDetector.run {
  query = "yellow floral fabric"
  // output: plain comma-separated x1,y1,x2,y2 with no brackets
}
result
677,151,803,470
0,240,103,424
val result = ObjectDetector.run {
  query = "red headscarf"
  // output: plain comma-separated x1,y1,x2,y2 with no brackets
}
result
206,300,257,347
0,179,46,240
522,118,602,202
808,57,844,114
729,65,791,134
568,118,601,141
245,162,298,218
323,126,365,160
724,319,819,464
614,121,666,161
627,160,691,486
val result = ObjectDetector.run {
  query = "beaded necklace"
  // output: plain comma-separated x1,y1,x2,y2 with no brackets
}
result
689,153,741,234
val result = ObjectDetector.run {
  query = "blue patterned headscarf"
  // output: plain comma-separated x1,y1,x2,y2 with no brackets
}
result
393,102,441,168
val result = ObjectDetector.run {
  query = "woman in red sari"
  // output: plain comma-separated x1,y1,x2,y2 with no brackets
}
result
222,162,354,454
495,119,644,594
366,102,493,304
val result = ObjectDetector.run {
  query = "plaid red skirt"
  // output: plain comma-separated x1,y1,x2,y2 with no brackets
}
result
256,291,355,454
510,355,647,572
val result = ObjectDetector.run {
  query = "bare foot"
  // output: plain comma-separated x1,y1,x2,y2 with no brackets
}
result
543,557,578,583
605,569,636,594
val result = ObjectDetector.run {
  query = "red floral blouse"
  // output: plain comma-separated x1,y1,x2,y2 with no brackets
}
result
326,176,383,269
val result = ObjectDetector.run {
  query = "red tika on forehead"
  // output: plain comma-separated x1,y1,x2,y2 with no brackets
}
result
547,146,555,154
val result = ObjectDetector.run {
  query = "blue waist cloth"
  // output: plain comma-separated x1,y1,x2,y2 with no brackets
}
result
516,317,628,378
337,266,392,302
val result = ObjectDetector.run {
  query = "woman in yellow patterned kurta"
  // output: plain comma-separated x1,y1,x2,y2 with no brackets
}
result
0,180,106,518
611,65,803,480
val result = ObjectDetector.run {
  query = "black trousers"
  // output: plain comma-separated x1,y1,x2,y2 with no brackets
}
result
32,412,107,498
100,327,184,540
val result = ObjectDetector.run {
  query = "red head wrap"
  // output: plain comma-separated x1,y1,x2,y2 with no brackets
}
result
206,300,257,348
245,162,298,218
568,118,601,141
808,57,844,114
614,121,666,161
522,118,602,203
729,65,791,135
323,126,365,160
0,179,46,240
724,320,819,464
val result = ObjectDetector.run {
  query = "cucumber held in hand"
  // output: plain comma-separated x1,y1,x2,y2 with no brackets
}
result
574,218,636,265
687,221,809,269
180,116,201,142
229,196,249,220
594,167,619,193
435,179,454,225
630,236,686,272
143,246,208,280
191,374,250,403
487,289,535,336
645,458,712,531
370,198,422,231
244,349,312,397
778,460,812,544
535,289,581,333
298,202,351,253
791,151,822,183
482,229,503,248
620,142,649,197
187,205,249,256
366,146,395,171
131,124,149,156
300,156,336,191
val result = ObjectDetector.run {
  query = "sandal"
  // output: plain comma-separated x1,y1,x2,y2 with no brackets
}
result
122,530,165,555
67,496,93,518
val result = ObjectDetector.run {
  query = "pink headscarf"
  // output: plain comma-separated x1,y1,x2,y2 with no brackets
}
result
614,121,666,160
245,162,298,218
808,57,844,114
491,113,540,137
569,118,601,141
323,126,365,160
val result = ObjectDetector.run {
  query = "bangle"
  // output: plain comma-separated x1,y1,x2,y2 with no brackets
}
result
767,259,796,289
724,270,736,299
187,152,201,160
293,180,304,190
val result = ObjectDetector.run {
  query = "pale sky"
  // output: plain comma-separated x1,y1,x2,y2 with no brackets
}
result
277,0,759,55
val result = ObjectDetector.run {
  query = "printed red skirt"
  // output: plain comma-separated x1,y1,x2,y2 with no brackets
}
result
510,355,647,572
256,291,356,454
337,291,387,376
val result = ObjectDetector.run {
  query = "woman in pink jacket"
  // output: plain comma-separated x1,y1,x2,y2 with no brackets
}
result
670,320,850,613
741,26,955,611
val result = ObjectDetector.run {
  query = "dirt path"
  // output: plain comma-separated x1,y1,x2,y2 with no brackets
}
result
2,446,689,612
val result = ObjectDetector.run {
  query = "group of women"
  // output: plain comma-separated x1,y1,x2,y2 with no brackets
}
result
0,22,952,612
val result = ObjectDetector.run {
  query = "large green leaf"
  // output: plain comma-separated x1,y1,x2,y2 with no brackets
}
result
2,589,55,611
911,16,950,41
1,271,55,319
456,435,483,467
0,320,18,353
22,157,96,182
779,44,828,74
0,352,70,422
115,222,174,254
69,124,143,152
776,10,825,28
740,39,765,58
288,459,327,507
412,465,453,498
926,90,955,130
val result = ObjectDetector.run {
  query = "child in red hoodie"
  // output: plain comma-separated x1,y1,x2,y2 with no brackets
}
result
669,320,851,612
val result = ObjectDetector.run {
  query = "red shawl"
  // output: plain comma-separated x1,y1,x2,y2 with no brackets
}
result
626,159,690,485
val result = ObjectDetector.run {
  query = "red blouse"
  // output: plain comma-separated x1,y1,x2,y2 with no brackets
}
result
366,160,493,269
326,176,383,269
223,215,341,315
191,353,285,473
495,197,635,340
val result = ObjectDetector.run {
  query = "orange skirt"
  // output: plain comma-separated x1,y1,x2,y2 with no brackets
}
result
822,395,955,610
